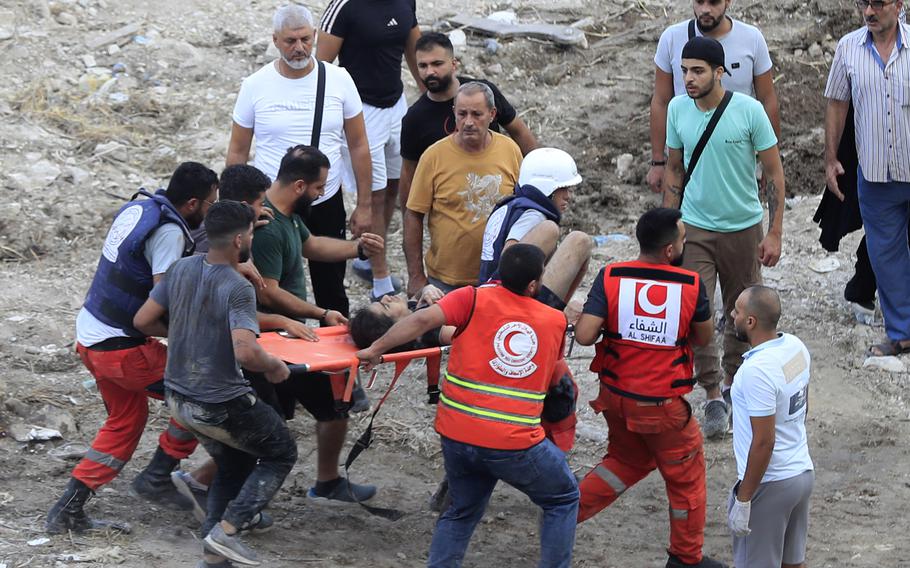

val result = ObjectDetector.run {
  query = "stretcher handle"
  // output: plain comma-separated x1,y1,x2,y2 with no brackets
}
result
378,345,448,364
287,363,312,374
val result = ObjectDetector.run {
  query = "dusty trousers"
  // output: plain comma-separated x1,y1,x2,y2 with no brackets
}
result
578,388,706,564
682,222,763,389
73,339,198,490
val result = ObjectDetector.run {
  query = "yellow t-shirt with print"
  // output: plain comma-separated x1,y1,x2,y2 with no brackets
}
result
407,132,522,287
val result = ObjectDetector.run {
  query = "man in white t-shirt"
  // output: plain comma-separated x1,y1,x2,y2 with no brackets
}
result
648,0,781,194
226,4,372,318
728,285,814,568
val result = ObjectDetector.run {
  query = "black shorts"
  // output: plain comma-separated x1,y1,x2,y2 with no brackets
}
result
247,370,349,423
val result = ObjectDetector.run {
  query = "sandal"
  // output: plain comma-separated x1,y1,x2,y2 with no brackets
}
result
867,339,910,357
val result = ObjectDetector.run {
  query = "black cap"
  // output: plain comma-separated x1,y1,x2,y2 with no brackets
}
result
681,36,732,75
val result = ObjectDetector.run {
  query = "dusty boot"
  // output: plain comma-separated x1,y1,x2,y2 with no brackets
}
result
130,447,193,510
46,478,131,534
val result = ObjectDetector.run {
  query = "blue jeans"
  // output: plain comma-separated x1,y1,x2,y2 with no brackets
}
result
427,437,579,568
857,167,910,341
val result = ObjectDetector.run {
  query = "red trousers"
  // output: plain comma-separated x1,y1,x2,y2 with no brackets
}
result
73,339,197,490
578,388,706,564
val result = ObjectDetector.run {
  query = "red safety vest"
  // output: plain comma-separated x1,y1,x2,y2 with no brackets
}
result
590,261,700,401
436,284,567,450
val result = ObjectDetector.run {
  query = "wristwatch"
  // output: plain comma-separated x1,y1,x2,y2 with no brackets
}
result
318,308,329,322
650,159,667,166
356,241,368,261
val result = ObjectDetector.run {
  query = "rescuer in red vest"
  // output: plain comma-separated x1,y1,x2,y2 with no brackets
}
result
357,244,579,568
574,208,727,568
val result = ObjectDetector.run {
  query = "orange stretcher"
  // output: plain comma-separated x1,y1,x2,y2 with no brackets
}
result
257,325,447,405
257,326,448,520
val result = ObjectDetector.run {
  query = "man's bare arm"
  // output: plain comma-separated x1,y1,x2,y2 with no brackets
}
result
226,122,254,167
343,113,373,237
397,159,418,213
403,208,428,296
824,98,850,201
503,117,538,156
257,277,326,320
134,297,169,338
753,71,782,139
662,147,685,209
648,67,675,193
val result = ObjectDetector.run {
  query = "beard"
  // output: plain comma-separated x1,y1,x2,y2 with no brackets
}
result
670,251,684,267
733,324,749,343
282,52,311,70
293,194,313,218
239,244,251,264
423,73,453,94
687,81,715,100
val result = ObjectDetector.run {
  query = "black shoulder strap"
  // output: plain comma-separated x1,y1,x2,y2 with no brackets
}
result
688,19,696,40
310,61,326,149
680,90,734,204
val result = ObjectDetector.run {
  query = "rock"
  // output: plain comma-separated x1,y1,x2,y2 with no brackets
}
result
808,257,839,273
487,10,518,25
86,22,141,50
93,141,128,162
27,537,50,546
808,43,823,58
0,29,12,41
107,43,121,55
540,62,570,86
65,166,91,185
81,54,96,68
487,63,503,75
9,424,63,443
9,159,62,191
794,49,804,57
576,421,607,444
863,356,906,373
615,153,635,181
33,405,77,435
4,398,30,417
448,29,467,53
55,11,78,26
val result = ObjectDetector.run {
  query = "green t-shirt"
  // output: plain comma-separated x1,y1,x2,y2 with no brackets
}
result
667,91,777,233
251,197,311,303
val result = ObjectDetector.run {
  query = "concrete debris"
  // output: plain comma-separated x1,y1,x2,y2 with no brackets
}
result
863,356,906,373
445,14,587,48
85,22,141,50
9,424,63,443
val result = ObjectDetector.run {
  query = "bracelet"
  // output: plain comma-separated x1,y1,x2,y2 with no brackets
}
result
651,160,667,166
356,241,368,261
319,308,329,321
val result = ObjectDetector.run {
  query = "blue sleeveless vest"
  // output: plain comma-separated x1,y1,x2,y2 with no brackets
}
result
83,189,194,337
478,184,561,283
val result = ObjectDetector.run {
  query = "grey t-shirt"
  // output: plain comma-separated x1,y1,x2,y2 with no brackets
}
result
152,255,259,403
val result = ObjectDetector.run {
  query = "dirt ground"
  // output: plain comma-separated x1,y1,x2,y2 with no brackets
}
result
1,0,909,566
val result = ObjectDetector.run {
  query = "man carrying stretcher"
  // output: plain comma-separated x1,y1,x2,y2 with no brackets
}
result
356,244,579,568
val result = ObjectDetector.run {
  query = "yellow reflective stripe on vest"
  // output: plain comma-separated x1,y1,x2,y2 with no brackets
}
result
439,392,541,425
445,373,546,402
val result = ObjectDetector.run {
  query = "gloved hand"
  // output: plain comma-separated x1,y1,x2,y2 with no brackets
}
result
728,497,752,537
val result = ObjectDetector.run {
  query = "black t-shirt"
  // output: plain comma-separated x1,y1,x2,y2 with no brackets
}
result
583,267,711,322
399,76,518,162
320,0,417,108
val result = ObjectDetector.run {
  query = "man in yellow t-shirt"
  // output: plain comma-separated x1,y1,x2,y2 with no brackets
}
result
404,81,522,295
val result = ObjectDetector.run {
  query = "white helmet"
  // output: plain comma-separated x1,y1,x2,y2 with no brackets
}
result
518,148,583,197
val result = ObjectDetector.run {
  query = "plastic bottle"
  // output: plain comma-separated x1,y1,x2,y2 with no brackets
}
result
592,234,630,246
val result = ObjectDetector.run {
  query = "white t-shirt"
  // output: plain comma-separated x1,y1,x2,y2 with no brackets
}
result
731,333,814,483
480,209,546,263
232,58,363,205
654,18,773,97
76,225,185,346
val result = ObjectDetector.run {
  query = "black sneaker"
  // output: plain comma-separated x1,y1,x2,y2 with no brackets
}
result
204,523,260,566
171,470,208,523
307,477,376,504
666,553,728,568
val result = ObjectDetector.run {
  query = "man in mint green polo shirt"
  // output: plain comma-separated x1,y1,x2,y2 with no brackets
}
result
663,36,785,440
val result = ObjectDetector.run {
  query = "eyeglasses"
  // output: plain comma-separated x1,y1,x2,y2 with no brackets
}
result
855,0,895,9
203,199,216,206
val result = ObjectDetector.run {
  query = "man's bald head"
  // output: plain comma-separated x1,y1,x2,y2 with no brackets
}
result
740,285,781,331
